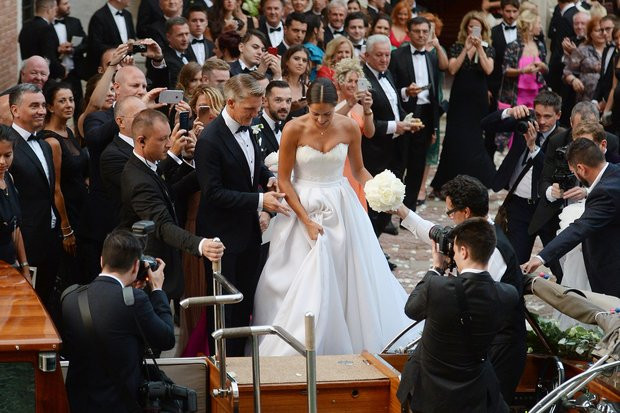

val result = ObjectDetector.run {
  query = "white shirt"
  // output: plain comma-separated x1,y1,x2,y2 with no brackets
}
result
328,24,344,38
100,273,125,287
267,22,284,47
118,132,134,148
53,19,74,72
12,123,57,228
263,112,282,145
401,45,430,105
222,107,264,212
107,2,129,43
401,211,507,281
501,21,518,44
366,64,400,135
175,50,189,65
587,162,609,194
239,59,257,72
190,36,206,65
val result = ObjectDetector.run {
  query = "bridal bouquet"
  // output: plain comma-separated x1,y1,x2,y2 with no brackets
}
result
364,170,406,212
264,151,279,173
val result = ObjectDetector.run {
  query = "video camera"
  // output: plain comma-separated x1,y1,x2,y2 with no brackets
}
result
140,380,198,413
429,225,454,257
552,145,578,191
131,220,160,281
515,109,537,135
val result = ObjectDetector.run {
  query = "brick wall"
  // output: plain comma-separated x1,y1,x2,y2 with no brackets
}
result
0,0,19,90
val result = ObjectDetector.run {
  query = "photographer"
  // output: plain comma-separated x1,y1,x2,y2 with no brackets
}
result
481,91,565,278
394,174,526,405
397,218,519,413
62,230,175,412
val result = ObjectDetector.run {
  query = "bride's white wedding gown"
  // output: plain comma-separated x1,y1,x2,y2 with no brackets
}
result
253,143,415,356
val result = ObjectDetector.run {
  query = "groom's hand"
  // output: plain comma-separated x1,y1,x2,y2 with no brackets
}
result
263,192,290,216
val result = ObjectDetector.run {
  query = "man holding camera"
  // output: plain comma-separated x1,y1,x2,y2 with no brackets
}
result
524,138,620,298
397,218,519,413
62,230,175,412
394,174,526,405
481,91,565,277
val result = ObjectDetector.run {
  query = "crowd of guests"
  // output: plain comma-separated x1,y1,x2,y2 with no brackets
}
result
4,0,620,410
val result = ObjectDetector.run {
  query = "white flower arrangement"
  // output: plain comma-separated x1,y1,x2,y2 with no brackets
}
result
364,170,406,212
264,151,279,173
251,124,264,135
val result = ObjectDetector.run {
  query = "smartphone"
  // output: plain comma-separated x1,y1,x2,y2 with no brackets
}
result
128,43,147,55
472,26,482,38
267,47,278,56
358,77,371,92
179,111,190,133
158,90,184,104
418,84,431,91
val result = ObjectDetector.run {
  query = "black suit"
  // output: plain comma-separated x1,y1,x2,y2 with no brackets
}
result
594,44,616,105
323,26,344,46
186,38,215,65
19,16,65,79
137,0,163,39
100,136,134,217
539,163,620,297
254,115,280,161
120,154,202,299
9,128,61,314
144,18,167,51
276,41,288,57
397,270,516,413
256,16,281,48
195,113,273,355
548,5,578,93
62,277,175,412
54,16,87,117
389,45,440,211
87,5,136,77
161,45,196,89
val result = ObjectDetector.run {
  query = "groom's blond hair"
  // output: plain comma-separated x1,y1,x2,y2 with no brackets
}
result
223,74,265,102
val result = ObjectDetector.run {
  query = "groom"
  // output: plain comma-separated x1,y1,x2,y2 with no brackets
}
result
195,74,290,356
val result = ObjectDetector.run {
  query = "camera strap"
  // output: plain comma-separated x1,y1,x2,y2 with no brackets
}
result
76,287,143,413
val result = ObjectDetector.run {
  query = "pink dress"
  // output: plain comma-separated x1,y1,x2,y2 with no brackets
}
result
516,55,542,108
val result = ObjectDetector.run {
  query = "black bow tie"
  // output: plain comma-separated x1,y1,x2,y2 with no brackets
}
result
54,18,65,24
269,26,282,33
241,67,254,74
115,10,124,16
274,122,282,133
353,44,363,50
413,49,426,56
192,38,204,44
378,71,388,79
503,24,516,30
27,134,39,141
236,125,249,134
334,29,344,35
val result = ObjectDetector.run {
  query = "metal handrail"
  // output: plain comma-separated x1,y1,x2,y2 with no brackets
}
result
381,320,423,354
213,312,318,413
530,358,620,413
179,271,243,309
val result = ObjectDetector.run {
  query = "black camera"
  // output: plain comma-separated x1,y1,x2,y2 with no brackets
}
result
132,220,160,281
128,43,147,55
140,381,198,413
429,225,454,257
515,109,537,134
552,145,578,191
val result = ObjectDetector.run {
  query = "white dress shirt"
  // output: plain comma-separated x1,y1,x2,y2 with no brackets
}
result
190,36,206,65
401,45,430,105
107,2,129,43
239,59,257,72
328,24,344,38
222,107,264,211
267,22,284,47
53,20,74,72
587,162,609,194
366,64,400,135
12,123,57,228
263,112,282,145
502,21,517,45
118,133,134,148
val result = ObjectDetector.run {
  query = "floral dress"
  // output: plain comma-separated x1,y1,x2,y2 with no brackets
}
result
563,44,602,102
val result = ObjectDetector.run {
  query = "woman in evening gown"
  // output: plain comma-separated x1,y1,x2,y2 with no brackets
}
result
253,79,415,356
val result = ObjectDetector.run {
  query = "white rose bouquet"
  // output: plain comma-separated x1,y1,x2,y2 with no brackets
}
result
364,170,406,212
264,151,279,174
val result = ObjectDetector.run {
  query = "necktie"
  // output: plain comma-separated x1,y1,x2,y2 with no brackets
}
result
269,26,282,33
378,71,387,79
192,38,204,44
54,18,65,25
236,125,249,134
353,44,363,50
115,10,123,16
28,134,39,141
334,29,344,35
503,24,516,30
413,50,426,56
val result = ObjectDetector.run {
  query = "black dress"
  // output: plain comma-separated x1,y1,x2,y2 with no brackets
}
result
0,174,21,265
431,43,496,190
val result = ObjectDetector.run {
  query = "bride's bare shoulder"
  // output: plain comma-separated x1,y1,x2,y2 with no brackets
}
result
282,115,308,133
333,113,359,131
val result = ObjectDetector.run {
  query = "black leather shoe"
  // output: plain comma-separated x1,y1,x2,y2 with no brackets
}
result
388,260,397,271
384,252,391,260
383,221,399,235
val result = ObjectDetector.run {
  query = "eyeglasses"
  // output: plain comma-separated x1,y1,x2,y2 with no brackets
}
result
445,207,461,217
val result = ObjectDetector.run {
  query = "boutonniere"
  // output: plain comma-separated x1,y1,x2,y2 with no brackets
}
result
251,124,264,135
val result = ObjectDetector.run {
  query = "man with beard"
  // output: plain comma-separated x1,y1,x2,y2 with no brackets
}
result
255,80,292,160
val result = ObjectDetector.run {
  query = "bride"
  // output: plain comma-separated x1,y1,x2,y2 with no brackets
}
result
253,78,416,355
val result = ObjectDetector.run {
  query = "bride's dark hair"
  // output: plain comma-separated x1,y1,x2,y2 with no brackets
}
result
306,78,338,106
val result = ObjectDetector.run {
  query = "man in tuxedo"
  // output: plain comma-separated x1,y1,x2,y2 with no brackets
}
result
62,230,176,412
389,16,446,212
489,0,519,108
161,17,195,89
397,218,518,412
524,138,620,297
482,91,566,274
19,0,65,80
195,74,290,355
257,0,285,48
323,0,347,45
202,59,231,90
255,80,292,160
548,0,578,94
395,175,526,405
593,15,617,112
145,0,184,50
363,34,419,239
229,30,281,79
137,0,163,38
87,0,136,79
53,0,87,120
186,4,215,66
276,12,307,56
345,12,367,58
8,84,62,317
530,102,619,258
120,109,224,300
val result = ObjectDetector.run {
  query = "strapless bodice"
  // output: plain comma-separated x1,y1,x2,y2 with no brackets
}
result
294,143,348,183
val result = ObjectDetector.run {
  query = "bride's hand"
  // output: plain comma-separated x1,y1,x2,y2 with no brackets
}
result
304,220,324,240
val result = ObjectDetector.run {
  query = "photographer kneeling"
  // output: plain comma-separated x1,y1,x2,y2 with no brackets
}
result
397,218,519,413
62,230,175,412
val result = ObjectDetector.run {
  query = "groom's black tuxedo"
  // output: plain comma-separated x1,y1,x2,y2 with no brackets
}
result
397,270,517,412
195,112,274,355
